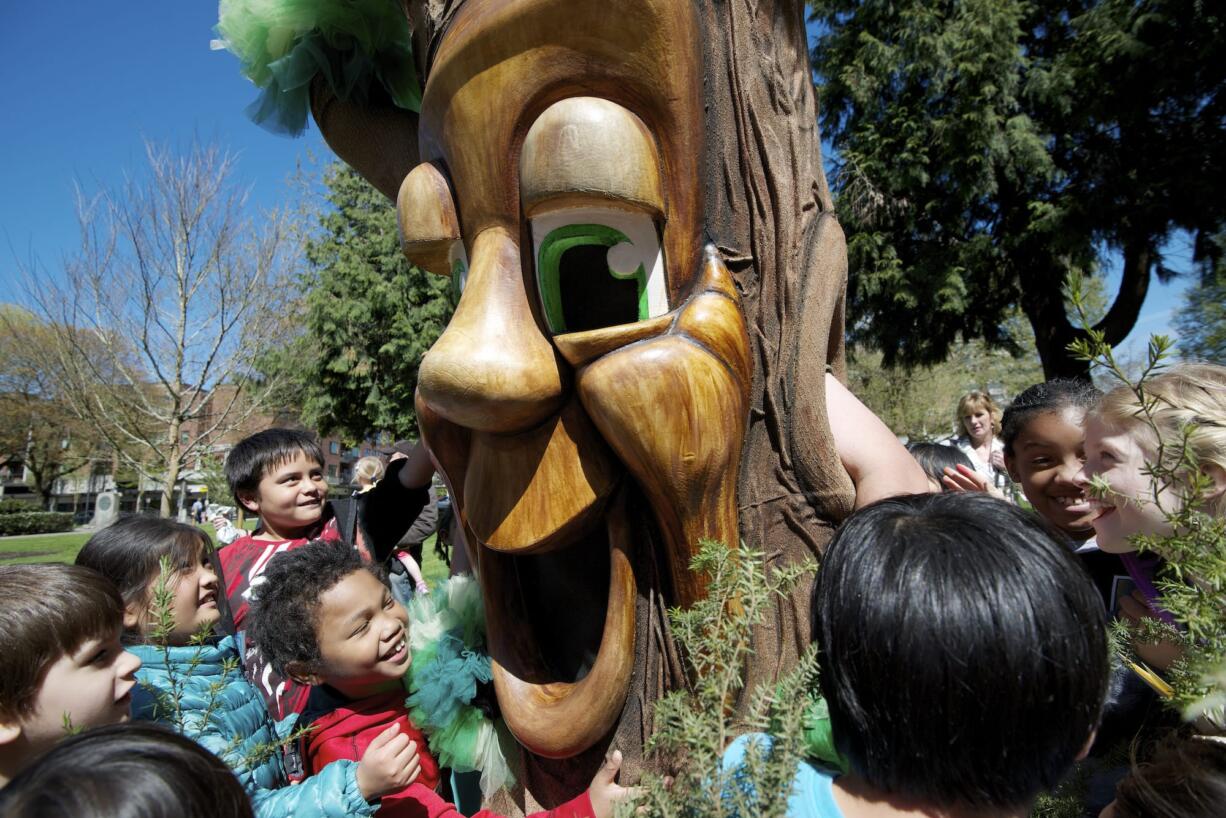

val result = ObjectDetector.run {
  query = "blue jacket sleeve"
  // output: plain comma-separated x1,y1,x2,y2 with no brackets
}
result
248,759,376,818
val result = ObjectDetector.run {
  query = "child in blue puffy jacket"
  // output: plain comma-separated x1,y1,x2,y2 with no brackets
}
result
76,516,423,818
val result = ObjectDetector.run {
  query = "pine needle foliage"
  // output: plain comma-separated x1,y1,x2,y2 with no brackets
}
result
139,557,309,771
629,540,819,818
290,161,452,441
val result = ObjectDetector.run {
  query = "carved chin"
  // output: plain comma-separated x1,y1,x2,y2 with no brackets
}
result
416,248,750,759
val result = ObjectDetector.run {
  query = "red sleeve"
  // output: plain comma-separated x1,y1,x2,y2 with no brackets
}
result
388,785,593,818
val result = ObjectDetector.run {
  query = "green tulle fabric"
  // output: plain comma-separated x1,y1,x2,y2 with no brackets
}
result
213,0,421,135
403,576,516,801
801,695,848,773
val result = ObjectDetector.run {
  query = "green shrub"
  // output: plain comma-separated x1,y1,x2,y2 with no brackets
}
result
0,512,74,536
0,499,40,515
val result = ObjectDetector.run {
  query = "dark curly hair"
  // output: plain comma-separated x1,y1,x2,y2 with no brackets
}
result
1000,378,1102,457
247,540,383,678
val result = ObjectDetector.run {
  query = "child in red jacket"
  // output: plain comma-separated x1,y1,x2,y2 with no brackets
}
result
247,539,635,818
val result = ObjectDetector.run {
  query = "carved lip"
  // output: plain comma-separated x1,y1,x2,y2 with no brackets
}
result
476,489,636,758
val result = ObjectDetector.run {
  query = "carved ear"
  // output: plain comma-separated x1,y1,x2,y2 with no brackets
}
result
309,76,422,201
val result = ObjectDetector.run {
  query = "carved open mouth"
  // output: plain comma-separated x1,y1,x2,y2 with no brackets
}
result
417,395,636,758
477,489,636,758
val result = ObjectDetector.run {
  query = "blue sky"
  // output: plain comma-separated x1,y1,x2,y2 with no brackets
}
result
0,2,1191,361
0,2,324,288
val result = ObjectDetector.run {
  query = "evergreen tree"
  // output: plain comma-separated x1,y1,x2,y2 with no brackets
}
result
1175,231,1226,363
809,0,1226,378
288,162,452,441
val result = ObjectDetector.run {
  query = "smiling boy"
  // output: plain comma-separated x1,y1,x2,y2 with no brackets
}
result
249,540,636,818
219,428,434,718
0,564,142,787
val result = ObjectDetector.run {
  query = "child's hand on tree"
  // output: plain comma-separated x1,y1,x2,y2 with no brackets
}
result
588,749,641,818
356,723,421,801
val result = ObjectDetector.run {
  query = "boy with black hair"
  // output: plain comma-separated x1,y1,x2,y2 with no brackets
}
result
725,492,1110,818
0,564,142,787
220,428,434,718
248,539,635,818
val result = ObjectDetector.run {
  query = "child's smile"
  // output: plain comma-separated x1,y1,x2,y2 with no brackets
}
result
306,567,412,699
241,451,329,540
1005,408,1096,539
1078,418,1176,553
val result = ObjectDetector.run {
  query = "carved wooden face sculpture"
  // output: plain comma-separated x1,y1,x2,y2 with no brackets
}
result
397,0,749,760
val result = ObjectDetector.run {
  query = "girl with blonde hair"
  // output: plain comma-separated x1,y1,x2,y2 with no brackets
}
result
1077,363,1226,671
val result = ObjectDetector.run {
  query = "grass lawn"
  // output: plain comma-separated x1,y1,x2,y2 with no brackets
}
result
0,532,92,564
0,526,453,586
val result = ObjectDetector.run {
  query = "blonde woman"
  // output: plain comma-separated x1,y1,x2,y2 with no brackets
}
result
944,390,1011,497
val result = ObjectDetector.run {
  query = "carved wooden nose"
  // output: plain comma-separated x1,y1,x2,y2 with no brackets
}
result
417,226,565,434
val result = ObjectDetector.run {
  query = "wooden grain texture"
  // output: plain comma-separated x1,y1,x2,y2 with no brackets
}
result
464,399,617,553
417,0,705,300
699,0,856,708
481,490,638,759
309,76,419,201
578,248,749,606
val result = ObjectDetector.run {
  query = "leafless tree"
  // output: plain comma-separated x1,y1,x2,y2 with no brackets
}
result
25,141,296,516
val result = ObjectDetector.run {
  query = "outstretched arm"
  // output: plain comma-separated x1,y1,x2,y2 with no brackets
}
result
826,373,929,508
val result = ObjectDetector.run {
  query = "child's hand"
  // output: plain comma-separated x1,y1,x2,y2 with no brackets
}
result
588,749,642,818
942,465,1006,500
356,723,421,801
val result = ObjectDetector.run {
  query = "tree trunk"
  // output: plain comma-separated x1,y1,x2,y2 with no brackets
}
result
1022,240,1153,380
161,429,181,518
700,0,855,695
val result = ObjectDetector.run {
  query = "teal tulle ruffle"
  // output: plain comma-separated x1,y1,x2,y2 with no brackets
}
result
213,0,421,136
403,576,515,800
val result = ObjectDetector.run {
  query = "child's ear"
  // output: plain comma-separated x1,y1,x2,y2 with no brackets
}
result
122,601,144,632
284,661,322,687
1204,463,1226,502
237,490,261,514
0,719,21,746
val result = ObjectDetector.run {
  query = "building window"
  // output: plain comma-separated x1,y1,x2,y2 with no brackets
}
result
328,464,338,479
329,441,339,454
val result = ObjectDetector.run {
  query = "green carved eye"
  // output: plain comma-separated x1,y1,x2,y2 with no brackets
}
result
449,255,467,308
536,224,649,334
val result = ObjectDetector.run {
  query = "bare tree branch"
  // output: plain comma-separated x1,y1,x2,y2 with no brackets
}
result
20,140,297,516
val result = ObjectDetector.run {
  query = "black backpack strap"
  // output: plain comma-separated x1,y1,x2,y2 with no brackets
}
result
327,496,361,550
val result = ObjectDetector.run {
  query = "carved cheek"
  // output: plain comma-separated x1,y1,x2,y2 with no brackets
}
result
576,327,748,606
